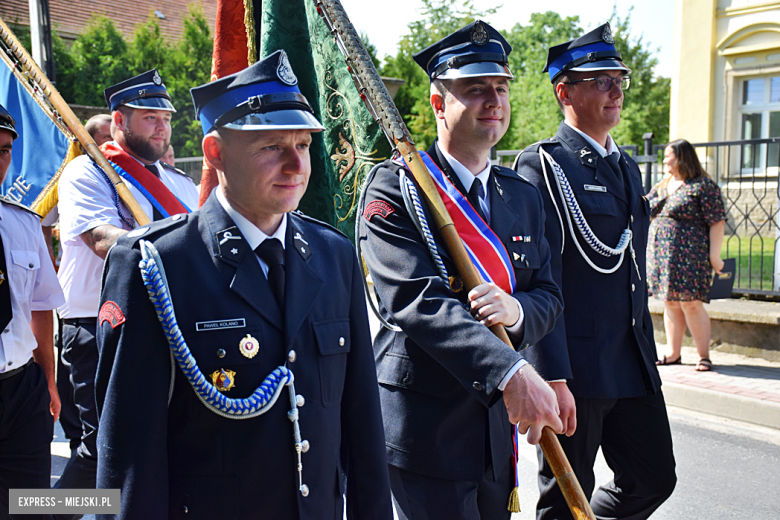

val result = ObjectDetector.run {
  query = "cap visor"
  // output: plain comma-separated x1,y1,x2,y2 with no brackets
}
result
437,62,514,80
568,59,631,75
221,110,325,132
124,97,176,112
0,124,18,140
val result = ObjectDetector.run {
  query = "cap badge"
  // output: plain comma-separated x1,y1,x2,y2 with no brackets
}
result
239,334,260,359
277,51,298,86
471,21,489,46
152,70,162,86
602,24,615,45
210,368,236,392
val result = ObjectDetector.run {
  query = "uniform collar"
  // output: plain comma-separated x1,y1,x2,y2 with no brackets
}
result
438,146,492,193
563,120,619,158
216,187,287,250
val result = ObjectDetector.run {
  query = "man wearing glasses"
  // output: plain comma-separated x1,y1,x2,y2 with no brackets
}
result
514,23,676,519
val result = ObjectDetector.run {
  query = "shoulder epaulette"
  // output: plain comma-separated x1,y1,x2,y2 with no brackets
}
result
0,195,42,218
118,213,190,247
521,136,558,155
492,165,534,186
291,210,348,239
160,161,192,179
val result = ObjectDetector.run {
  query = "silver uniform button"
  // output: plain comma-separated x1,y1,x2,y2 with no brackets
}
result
631,215,634,222
300,484,310,497
338,337,345,347
217,349,226,358
632,284,636,292
288,350,297,363
632,318,636,326
301,440,310,452
182,505,188,514
296,394,305,407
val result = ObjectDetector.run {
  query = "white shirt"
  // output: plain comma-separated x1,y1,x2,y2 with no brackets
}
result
216,188,286,276
564,120,620,158
437,148,527,389
57,148,199,318
0,201,65,372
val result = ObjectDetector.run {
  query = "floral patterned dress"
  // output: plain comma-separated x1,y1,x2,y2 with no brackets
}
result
647,176,726,302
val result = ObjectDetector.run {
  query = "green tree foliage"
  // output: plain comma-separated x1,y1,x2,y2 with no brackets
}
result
8,9,213,158
609,9,670,147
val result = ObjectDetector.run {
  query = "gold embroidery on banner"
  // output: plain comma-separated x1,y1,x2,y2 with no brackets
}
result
323,69,387,225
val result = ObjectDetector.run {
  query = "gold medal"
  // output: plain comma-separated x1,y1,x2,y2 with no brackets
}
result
239,334,260,359
210,368,236,392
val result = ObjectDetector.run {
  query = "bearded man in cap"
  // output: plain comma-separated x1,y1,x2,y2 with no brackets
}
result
513,23,676,519
55,69,198,494
359,21,564,520
94,51,393,519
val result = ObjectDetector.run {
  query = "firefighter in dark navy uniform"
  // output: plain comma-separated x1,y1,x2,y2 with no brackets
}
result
94,51,393,520
513,23,677,520
358,21,564,520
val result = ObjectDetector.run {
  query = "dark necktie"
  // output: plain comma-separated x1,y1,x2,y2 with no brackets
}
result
0,232,12,332
468,178,488,224
255,238,285,309
144,164,165,221
604,153,626,195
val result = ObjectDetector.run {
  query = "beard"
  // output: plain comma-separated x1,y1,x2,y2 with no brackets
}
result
124,126,169,163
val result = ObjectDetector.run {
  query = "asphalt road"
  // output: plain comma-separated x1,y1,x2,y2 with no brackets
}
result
511,406,780,519
50,405,780,519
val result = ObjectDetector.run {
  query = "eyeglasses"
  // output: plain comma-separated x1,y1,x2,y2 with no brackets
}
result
563,75,631,91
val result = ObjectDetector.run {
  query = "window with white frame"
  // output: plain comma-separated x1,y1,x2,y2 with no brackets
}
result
739,76,780,173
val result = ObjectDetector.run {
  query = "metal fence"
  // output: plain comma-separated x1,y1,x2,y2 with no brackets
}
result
497,136,780,299
174,157,204,185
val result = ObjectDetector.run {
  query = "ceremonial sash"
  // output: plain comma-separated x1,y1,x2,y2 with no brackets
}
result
100,143,191,218
399,152,516,294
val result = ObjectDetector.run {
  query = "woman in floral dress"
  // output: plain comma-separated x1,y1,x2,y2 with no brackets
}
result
647,139,726,371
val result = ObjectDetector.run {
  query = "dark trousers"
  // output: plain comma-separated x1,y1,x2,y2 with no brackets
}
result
0,362,53,520
389,461,513,520
56,316,81,452
536,392,676,520
55,320,98,492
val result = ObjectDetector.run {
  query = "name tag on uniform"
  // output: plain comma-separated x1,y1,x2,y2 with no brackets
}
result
584,184,607,193
196,318,246,331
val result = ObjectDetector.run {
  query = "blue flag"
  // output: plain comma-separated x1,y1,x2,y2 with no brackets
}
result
0,62,70,209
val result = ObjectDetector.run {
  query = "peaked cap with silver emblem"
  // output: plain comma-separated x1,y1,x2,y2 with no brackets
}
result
413,20,513,81
0,103,18,140
190,50,324,135
104,69,176,112
543,22,630,83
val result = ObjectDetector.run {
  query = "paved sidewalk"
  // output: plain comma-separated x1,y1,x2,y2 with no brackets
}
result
656,343,780,429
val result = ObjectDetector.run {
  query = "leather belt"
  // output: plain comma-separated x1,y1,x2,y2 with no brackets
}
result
0,358,33,380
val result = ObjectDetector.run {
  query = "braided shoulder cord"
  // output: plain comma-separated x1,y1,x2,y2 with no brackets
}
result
96,166,134,229
539,148,629,275
138,240,295,419
399,171,450,286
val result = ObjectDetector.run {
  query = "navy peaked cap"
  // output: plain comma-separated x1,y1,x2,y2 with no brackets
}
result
190,50,324,136
0,103,18,140
413,20,513,82
544,23,630,83
103,69,175,112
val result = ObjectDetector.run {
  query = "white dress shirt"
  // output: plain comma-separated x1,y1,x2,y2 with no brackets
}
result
564,120,620,158
217,188,286,276
57,148,199,318
0,201,65,372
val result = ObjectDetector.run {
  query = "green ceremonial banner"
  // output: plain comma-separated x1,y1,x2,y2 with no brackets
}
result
257,0,391,242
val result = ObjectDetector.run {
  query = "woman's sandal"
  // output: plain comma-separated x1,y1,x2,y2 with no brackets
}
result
696,358,713,372
656,355,682,366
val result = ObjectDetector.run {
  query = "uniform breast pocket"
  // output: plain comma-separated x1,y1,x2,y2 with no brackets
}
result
11,250,40,295
313,319,350,407
507,243,540,270
575,191,621,218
